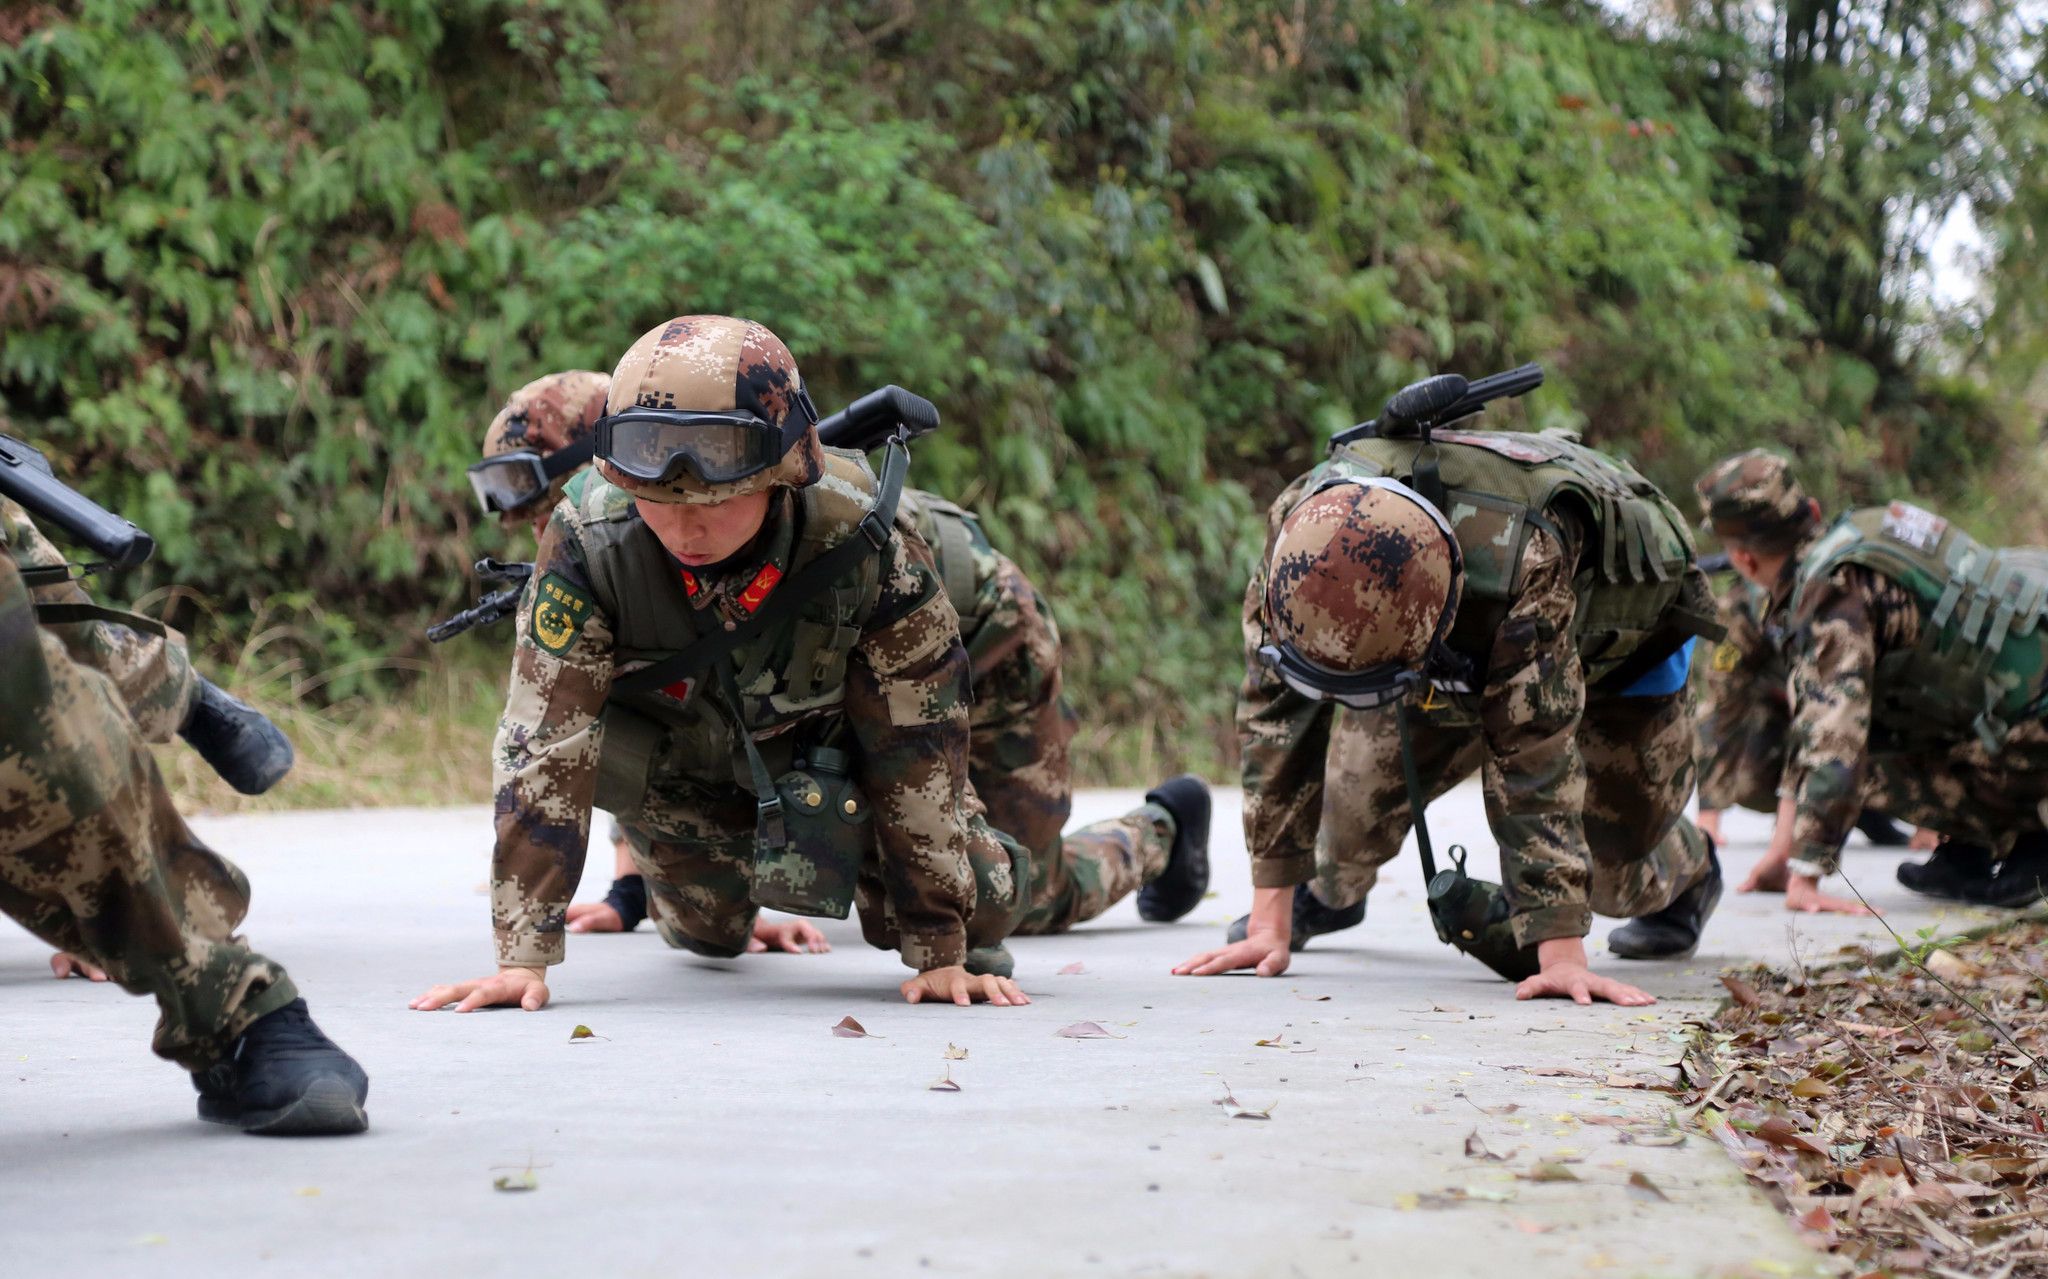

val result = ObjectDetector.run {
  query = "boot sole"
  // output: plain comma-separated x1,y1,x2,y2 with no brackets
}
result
200,1077,369,1136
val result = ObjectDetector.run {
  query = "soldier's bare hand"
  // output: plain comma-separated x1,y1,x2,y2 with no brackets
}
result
1785,876,1877,916
566,902,625,933
901,965,1029,1007
49,951,108,982
1739,853,1791,893
1172,936,1291,978
748,917,829,954
410,966,551,1012
1515,963,1655,1007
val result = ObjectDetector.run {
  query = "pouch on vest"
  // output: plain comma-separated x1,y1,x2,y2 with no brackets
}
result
1398,702,1541,982
750,745,871,919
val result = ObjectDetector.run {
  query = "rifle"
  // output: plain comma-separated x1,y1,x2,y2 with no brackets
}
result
816,385,940,453
426,558,534,642
1330,363,1546,448
0,435,155,573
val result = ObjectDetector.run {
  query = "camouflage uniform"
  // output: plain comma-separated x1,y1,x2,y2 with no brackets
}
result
897,489,1172,935
1242,450,1715,949
492,317,1167,974
1696,565,1800,813
2,498,197,742
0,509,296,1071
1696,452,2048,876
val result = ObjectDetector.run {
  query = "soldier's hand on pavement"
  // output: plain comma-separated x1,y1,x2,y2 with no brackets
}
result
566,901,625,933
747,917,830,954
1171,936,1291,978
1785,875,1877,916
409,966,551,1012
900,965,1029,1007
1738,853,1791,893
1515,963,1655,1007
49,951,108,981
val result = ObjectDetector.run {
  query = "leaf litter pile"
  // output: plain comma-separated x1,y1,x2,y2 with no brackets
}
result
1687,919,2048,1277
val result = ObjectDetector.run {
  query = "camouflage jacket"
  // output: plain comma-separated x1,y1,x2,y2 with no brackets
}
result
1695,551,1805,811
0,498,195,743
490,482,986,972
1782,563,1924,875
1240,471,1598,942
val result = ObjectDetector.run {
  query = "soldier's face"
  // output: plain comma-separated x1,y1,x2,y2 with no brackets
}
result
637,490,775,565
1727,544,1789,589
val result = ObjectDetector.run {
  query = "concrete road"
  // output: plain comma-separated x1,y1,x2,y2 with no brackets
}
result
1,788,1996,1278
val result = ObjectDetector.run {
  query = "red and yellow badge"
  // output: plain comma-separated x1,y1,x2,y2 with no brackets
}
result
737,564,782,615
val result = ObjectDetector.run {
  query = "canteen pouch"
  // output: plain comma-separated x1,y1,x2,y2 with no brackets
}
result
749,745,871,919
1425,845,1541,983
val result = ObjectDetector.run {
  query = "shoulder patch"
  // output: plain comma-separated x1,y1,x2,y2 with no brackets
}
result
531,571,595,655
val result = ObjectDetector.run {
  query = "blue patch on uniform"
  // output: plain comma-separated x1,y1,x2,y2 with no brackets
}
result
1618,637,1695,698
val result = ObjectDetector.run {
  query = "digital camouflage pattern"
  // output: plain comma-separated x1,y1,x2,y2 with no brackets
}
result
0,532,295,1072
1693,448,1818,554
595,316,824,506
2,497,196,743
896,488,1173,933
1241,474,1712,946
1695,539,1814,812
1783,560,2048,874
1263,481,1457,673
479,369,611,522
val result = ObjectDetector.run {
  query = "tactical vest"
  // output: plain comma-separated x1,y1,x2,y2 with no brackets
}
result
1325,429,1713,689
1791,503,2048,753
898,488,987,642
575,450,889,815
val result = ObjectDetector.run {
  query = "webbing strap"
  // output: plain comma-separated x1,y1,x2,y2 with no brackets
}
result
934,511,978,621
33,600,168,639
1397,702,1440,885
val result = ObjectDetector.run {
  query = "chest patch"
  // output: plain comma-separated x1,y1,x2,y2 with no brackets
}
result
1711,641,1741,672
531,572,594,656
1880,501,1947,552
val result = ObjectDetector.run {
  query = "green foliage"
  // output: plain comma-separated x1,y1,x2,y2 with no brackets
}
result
0,0,2036,774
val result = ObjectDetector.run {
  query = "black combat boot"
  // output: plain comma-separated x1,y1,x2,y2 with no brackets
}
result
1897,842,1994,900
1225,883,1367,951
1608,837,1723,960
1854,810,1913,848
1969,835,2048,909
192,999,369,1136
1135,774,1212,923
178,677,295,795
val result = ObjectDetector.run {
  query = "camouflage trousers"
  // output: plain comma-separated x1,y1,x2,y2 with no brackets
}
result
962,550,1171,934
1696,697,1788,814
5,497,197,743
619,784,1027,961
1314,688,1711,947
0,552,294,1072
1858,718,2048,853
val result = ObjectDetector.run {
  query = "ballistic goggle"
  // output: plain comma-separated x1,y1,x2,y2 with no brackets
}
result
1255,475,1463,711
595,392,820,487
466,438,597,516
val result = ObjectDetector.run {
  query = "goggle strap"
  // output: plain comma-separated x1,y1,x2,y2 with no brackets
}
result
540,436,597,481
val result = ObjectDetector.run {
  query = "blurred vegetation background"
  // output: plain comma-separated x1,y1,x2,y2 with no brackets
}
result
2,0,2043,808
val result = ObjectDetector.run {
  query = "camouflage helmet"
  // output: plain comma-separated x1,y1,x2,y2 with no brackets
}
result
1259,477,1462,708
471,370,610,520
1694,449,1819,554
595,315,824,505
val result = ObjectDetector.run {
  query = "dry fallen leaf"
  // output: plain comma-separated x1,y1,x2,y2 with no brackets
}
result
1057,961,1087,975
569,1024,606,1042
1512,1218,1554,1235
1625,1172,1669,1203
1720,974,1761,1007
832,1016,878,1038
1294,993,1332,1002
1618,1128,1686,1148
1254,1033,1290,1048
1519,1162,1579,1183
1923,949,1982,984
1055,1021,1125,1039
929,1067,962,1093
944,1043,968,1060
493,1172,539,1193
1464,1130,1508,1161
1753,1116,1827,1156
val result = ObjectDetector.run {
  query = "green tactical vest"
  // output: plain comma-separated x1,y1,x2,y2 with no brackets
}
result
1791,503,2048,753
1325,428,1712,689
898,488,987,643
575,449,889,815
